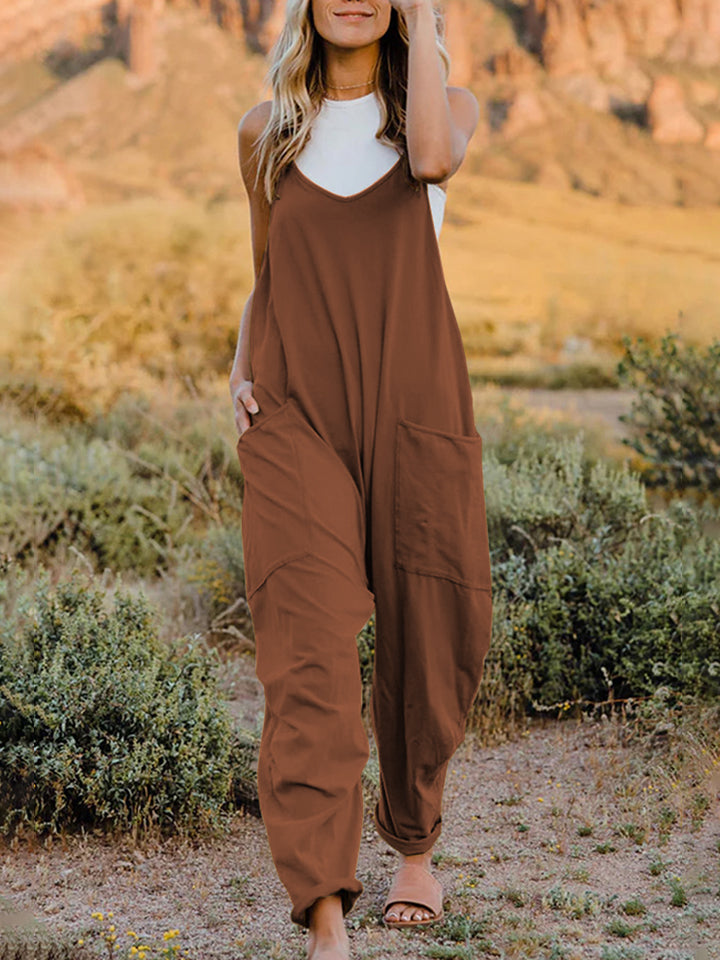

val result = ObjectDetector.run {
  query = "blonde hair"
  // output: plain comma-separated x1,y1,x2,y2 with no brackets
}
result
251,0,451,205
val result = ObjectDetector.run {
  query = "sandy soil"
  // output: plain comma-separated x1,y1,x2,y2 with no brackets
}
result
1,703,718,960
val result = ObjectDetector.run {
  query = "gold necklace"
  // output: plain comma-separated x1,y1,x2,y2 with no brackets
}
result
326,79,374,89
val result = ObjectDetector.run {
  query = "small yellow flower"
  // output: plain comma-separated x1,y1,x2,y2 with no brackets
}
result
127,931,139,939
109,925,116,933
108,913,114,919
77,939,85,946
92,912,104,921
537,797,544,802
130,948,138,956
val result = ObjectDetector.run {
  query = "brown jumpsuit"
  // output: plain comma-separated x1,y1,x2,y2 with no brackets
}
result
236,155,493,929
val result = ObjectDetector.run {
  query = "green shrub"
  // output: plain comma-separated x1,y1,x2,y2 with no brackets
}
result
0,400,244,576
468,434,720,732
0,425,191,574
187,524,247,617
0,575,239,837
484,431,648,557
348,431,720,737
617,332,720,491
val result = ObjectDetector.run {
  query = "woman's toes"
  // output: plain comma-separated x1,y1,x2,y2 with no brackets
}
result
386,902,433,923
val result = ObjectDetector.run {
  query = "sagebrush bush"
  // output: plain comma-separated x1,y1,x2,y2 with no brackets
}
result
618,331,720,492
186,524,246,618
0,425,192,573
483,431,648,555
465,437,720,733
0,575,241,837
0,399,244,575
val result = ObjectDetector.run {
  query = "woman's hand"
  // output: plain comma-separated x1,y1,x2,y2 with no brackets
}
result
387,0,433,16
230,376,260,437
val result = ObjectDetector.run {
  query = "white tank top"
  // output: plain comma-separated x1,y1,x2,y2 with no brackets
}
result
295,91,447,238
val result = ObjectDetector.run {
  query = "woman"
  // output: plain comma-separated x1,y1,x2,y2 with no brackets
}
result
229,0,493,955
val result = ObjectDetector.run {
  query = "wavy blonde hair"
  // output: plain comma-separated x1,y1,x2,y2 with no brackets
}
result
251,0,451,205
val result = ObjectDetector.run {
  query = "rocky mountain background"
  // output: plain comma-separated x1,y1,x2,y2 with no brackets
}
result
0,0,719,215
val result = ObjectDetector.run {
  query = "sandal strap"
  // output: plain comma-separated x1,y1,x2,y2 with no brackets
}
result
383,861,443,917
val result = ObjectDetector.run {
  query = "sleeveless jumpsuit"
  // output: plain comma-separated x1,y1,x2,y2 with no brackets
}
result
236,154,493,929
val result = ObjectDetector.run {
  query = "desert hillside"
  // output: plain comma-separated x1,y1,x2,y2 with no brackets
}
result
2,0,720,209
0,0,719,392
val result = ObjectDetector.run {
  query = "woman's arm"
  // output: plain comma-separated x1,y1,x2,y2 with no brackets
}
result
229,100,273,435
399,0,480,183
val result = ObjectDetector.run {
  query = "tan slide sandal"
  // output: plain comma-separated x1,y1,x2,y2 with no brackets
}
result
382,861,444,930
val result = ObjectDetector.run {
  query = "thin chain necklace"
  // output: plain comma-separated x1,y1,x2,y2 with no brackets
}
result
326,78,375,92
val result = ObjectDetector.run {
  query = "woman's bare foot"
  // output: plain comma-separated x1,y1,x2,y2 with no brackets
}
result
307,893,350,960
384,848,436,923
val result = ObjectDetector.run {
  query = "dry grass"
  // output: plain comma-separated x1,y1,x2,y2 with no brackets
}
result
441,170,720,377
1,175,719,416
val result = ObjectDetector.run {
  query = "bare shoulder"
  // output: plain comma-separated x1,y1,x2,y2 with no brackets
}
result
435,87,480,193
448,86,480,122
237,100,273,195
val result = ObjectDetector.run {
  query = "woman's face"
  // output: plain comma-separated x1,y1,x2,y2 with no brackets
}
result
310,0,393,48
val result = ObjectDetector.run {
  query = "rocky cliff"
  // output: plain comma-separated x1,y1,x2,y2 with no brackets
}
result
0,0,719,208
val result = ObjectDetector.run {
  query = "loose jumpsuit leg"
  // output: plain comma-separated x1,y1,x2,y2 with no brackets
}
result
239,385,375,930
251,554,374,929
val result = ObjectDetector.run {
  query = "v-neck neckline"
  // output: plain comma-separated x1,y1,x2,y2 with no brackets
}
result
290,157,403,203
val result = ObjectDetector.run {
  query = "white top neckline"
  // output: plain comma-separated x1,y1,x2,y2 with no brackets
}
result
321,91,376,108
296,90,447,237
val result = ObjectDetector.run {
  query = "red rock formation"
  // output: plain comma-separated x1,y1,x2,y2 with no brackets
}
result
647,74,705,144
530,0,591,75
585,1,627,76
525,0,720,73
705,121,720,148
0,142,84,210
444,0,473,87
127,0,162,79
490,46,540,79
501,88,548,138
689,78,719,104
615,0,680,58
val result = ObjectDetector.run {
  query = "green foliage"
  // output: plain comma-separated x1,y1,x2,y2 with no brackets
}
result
0,575,238,837
356,612,376,716
617,332,720,491
463,434,720,734
0,399,243,576
489,497,719,707
0,930,90,960
484,431,648,556
0,424,192,574
348,431,720,737
188,524,247,617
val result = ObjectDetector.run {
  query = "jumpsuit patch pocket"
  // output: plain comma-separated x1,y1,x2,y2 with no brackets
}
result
236,397,312,601
393,418,492,591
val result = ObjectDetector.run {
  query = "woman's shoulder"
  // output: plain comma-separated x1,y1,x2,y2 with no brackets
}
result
238,99,274,144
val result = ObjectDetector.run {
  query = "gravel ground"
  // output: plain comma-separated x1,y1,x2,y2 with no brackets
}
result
1,712,718,960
